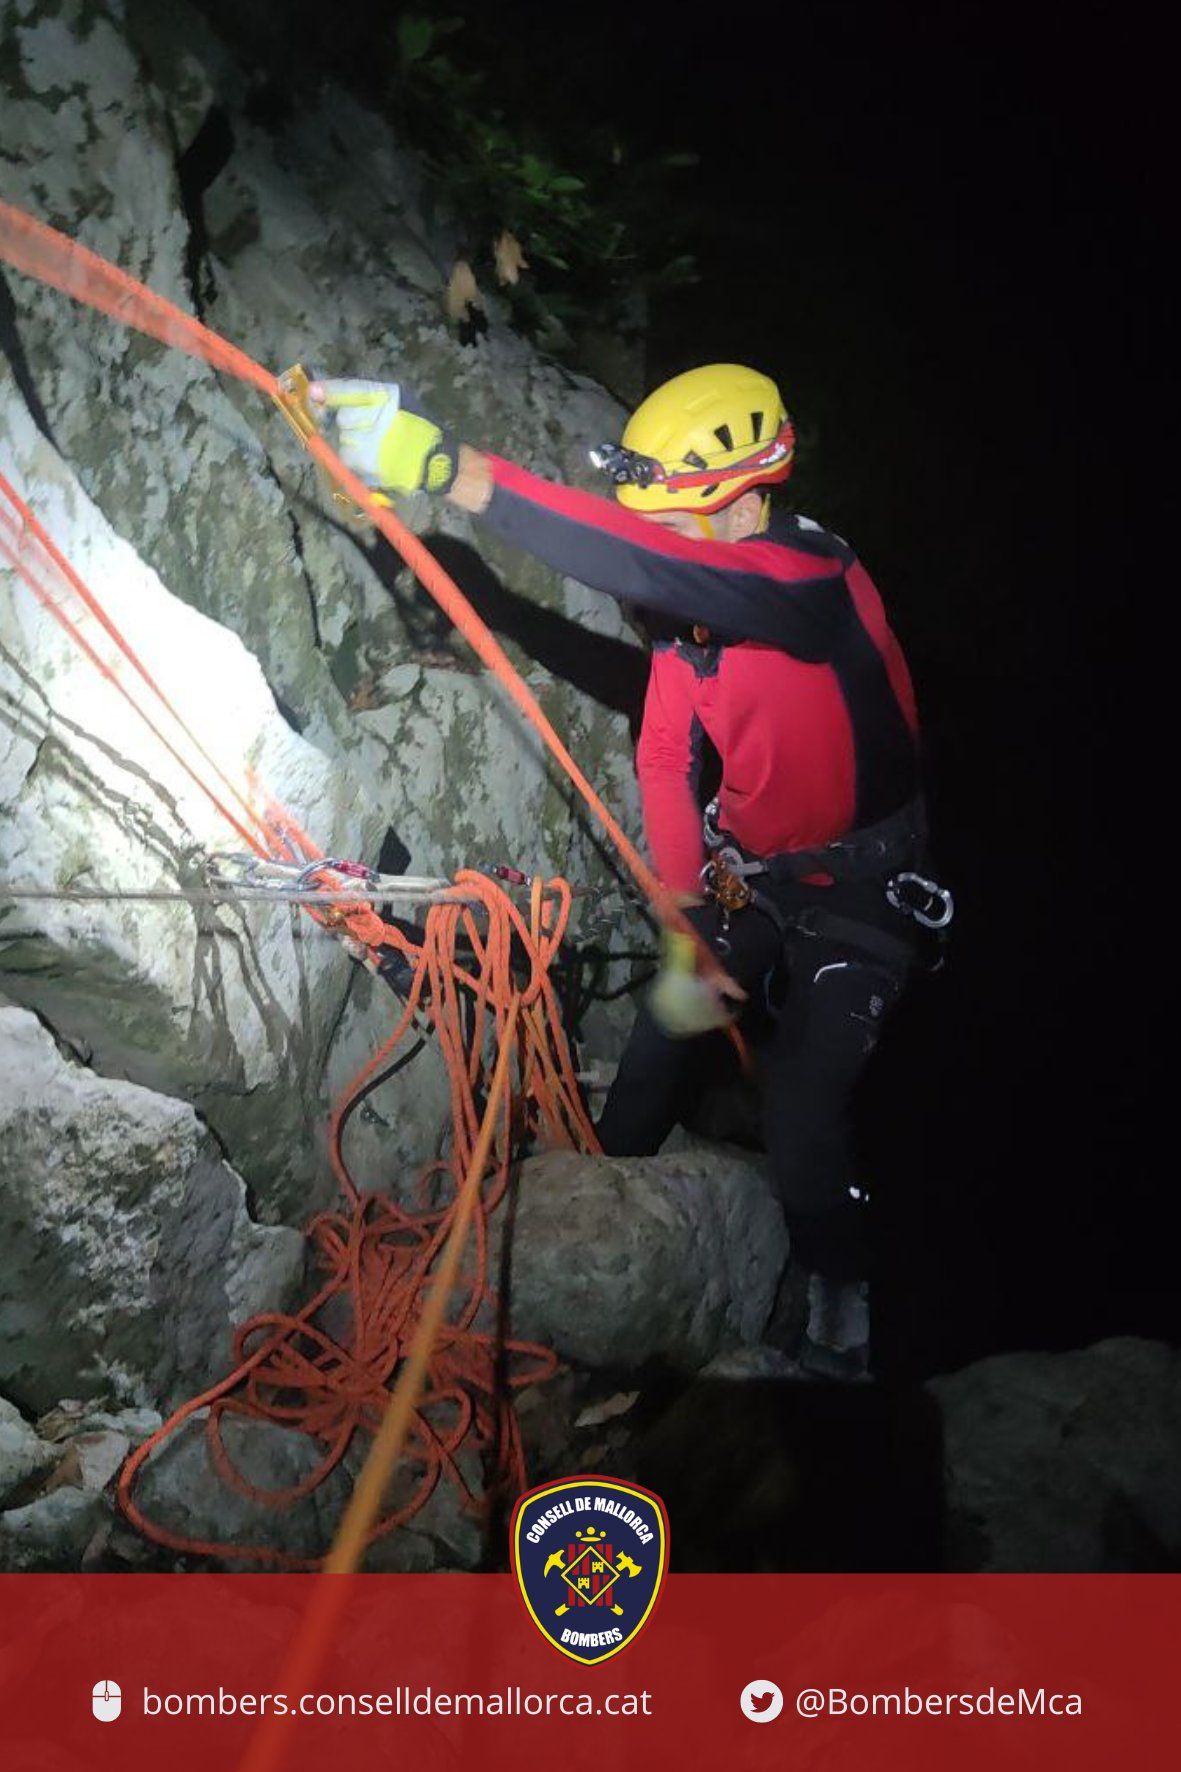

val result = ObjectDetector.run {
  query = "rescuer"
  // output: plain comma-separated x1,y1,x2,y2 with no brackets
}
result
308,366,950,1378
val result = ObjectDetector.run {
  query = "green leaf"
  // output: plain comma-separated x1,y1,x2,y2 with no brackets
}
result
397,16,434,62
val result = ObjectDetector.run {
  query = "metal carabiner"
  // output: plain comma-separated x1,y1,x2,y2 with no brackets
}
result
702,798,724,849
886,871,955,930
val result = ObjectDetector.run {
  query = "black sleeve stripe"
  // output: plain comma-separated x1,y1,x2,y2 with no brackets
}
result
480,459,849,660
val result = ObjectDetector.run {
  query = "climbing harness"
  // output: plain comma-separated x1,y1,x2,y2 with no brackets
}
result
699,795,955,967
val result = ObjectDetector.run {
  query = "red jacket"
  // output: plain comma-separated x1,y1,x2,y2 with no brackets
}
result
478,457,920,895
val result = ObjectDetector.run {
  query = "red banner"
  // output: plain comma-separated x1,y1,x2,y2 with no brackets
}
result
1,1574,1177,1770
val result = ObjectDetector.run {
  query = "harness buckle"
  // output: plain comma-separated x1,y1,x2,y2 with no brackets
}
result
886,871,955,930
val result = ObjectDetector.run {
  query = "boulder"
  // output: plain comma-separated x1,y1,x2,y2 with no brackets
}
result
131,1414,483,1570
0,1005,305,1413
497,1147,789,1371
928,1337,1181,1571
0,1396,56,1505
0,1486,107,1572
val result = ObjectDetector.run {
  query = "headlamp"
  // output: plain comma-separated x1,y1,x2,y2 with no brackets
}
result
588,442,661,487
590,420,795,492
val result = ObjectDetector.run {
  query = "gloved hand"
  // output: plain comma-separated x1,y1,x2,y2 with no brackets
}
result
307,378,459,495
647,928,746,1039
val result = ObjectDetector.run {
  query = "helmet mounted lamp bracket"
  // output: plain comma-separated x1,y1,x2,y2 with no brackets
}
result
589,423,795,493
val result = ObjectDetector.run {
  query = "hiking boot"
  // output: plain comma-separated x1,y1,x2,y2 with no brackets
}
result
797,1273,871,1382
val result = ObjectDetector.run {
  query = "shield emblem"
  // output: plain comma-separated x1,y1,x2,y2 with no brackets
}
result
510,1475,669,1664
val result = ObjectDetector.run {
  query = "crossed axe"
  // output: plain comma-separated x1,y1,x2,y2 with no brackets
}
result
543,1529,642,1618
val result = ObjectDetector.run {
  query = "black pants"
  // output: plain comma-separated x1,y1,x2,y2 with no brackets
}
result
596,891,910,1282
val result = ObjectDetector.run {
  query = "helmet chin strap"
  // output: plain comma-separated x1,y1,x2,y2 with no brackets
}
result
691,513,716,539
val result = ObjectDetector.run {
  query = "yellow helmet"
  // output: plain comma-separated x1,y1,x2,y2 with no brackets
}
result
592,364,795,514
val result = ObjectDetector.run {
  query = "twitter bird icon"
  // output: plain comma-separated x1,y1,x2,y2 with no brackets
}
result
740,1679,784,1723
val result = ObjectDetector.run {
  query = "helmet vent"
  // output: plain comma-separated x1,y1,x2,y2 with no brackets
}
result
750,411,764,441
683,450,708,469
713,423,734,450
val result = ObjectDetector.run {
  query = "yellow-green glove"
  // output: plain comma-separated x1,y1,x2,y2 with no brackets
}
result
648,929,744,1039
308,378,459,495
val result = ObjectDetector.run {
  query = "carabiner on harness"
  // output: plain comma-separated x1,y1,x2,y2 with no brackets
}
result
886,871,954,930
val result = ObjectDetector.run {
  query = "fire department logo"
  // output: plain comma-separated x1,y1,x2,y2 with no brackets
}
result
510,1476,669,1664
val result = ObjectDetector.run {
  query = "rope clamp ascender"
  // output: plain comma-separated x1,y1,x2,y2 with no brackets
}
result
270,363,392,526
698,797,758,955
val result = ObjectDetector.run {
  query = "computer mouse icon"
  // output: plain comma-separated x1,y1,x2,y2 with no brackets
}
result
92,1680,122,1722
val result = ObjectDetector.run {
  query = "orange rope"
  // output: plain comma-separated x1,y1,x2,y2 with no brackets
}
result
235,1008,521,1772
117,873,591,1565
0,196,738,1569
3,459,591,1562
0,479,275,854
0,196,740,991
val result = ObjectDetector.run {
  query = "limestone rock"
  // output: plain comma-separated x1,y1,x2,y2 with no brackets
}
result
132,1414,482,1570
131,1415,352,1565
0,1005,305,1413
0,388,382,1220
928,1337,1181,1571
43,1429,129,1495
700,1346,799,1381
0,1396,56,1505
0,0,647,1212
0,1486,107,1572
0,0,665,1568
497,1148,789,1370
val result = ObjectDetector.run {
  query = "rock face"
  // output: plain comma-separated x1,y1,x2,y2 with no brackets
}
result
929,1338,1181,1571
1,0,647,1217
0,0,798,1575
0,1004,305,1414
1,393,383,1220
499,1148,790,1370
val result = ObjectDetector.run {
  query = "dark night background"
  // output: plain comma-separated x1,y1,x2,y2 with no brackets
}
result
203,3,1163,1383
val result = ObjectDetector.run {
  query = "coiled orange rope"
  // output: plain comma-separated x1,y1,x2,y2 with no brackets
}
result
118,871,595,1566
